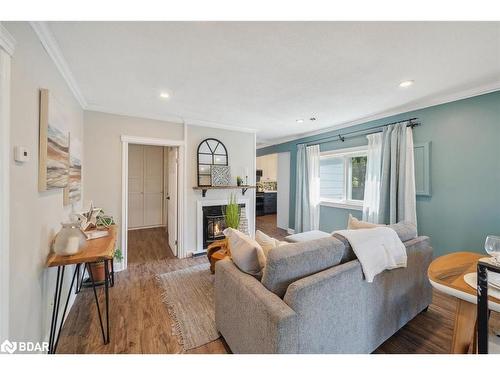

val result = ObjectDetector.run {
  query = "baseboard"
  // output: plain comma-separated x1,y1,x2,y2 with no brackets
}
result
128,225,166,231
287,228,295,235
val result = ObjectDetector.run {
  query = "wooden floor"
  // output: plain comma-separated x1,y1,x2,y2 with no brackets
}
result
57,215,498,354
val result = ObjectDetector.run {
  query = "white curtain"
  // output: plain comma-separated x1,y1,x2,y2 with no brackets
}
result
403,127,417,224
379,122,417,225
295,144,320,232
362,133,383,223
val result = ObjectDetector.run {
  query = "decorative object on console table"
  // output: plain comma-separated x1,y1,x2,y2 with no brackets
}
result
53,222,87,256
236,176,243,186
211,165,231,186
85,211,116,283
197,138,228,187
75,202,101,231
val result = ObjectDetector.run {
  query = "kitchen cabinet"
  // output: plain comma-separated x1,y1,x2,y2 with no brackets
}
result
256,191,277,216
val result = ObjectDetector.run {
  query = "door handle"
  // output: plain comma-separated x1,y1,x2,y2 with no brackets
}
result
166,196,170,200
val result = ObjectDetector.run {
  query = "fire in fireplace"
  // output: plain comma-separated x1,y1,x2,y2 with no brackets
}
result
202,204,244,249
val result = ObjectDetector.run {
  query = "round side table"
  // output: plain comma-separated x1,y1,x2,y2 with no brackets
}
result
428,252,500,354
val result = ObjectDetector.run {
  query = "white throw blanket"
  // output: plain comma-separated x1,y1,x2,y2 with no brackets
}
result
335,227,407,282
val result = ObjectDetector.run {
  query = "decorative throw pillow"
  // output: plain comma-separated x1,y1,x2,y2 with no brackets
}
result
255,230,288,257
347,214,385,230
223,228,266,277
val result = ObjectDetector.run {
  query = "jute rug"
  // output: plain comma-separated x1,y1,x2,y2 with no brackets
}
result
156,262,219,351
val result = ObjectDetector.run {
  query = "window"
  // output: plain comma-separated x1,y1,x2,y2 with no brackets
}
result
320,147,367,209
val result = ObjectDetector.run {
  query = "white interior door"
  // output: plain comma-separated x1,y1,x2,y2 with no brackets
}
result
128,144,145,228
143,145,164,226
128,144,164,229
167,147,178,255
163,149,168,232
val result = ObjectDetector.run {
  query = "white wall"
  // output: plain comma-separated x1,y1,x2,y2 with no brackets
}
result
83,110,184,253
256,153,277,181
7,22,84,342
185,124,256,254
277,152,290,230
0,22,14,343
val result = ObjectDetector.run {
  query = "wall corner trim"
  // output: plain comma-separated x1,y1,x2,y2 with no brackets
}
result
0,23,16,56
29,21,88,109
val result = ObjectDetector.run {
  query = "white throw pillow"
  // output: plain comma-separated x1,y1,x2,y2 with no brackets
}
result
347,214,385,230
255,230,288,257
223,228,266,277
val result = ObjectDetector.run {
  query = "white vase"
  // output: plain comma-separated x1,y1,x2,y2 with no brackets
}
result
53,222,87,256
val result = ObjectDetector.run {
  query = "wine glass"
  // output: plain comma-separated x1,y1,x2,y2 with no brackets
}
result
485,235,500,265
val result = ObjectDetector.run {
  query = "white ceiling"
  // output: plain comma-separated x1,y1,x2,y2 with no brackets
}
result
45,21,500,145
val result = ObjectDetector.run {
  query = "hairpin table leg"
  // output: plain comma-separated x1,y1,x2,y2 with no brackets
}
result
104,259,110,343
48,266,62,354
86,262,107,344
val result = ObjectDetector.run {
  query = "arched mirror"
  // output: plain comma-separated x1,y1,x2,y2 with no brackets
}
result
197,138,228,186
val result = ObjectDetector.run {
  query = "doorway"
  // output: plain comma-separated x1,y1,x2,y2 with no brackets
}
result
127,144,179,263
121,136,185,270
256,152,290,233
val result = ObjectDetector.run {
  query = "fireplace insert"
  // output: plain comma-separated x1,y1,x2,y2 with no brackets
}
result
202,204,244,249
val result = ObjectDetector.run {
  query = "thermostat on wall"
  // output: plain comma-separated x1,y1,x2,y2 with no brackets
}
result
14,146,30,163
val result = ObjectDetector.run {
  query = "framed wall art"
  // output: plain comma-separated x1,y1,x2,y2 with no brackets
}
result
38,88,70,192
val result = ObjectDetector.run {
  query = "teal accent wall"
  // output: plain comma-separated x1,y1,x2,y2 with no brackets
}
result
257,91,500,257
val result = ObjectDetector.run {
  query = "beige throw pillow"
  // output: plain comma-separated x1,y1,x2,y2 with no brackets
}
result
347,214,385,230
255,230,288,257
223,228,266,277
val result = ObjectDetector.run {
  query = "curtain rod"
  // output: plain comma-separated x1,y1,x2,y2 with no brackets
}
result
297,117,420,147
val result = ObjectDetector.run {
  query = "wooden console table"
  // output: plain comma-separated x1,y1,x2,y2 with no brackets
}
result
46,226,117,354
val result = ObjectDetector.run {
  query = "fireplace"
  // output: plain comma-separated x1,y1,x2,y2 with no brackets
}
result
202,204,245,249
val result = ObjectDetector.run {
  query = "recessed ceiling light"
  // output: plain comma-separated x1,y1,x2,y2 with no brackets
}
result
296,119,304,123
399,80,414,88
159,92,170,99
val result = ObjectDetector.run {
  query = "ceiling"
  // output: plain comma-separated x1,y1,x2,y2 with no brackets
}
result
45,21,500,145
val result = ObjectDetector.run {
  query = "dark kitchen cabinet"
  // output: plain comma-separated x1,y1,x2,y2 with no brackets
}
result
263,192,277,215
256,192,265,216
256,192,277,216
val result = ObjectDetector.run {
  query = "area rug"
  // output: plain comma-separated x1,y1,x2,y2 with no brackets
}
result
156,263,219,351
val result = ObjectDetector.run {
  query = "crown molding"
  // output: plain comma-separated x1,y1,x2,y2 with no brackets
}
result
30,21,88,109
183,117,257,134
257,82,500,149
0,23,16,56
85,105,258,134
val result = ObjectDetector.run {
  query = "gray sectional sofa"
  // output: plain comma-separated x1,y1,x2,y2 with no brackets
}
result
214,224,433,353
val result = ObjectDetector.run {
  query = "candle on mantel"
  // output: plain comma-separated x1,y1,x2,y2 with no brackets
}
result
244,168,249,185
